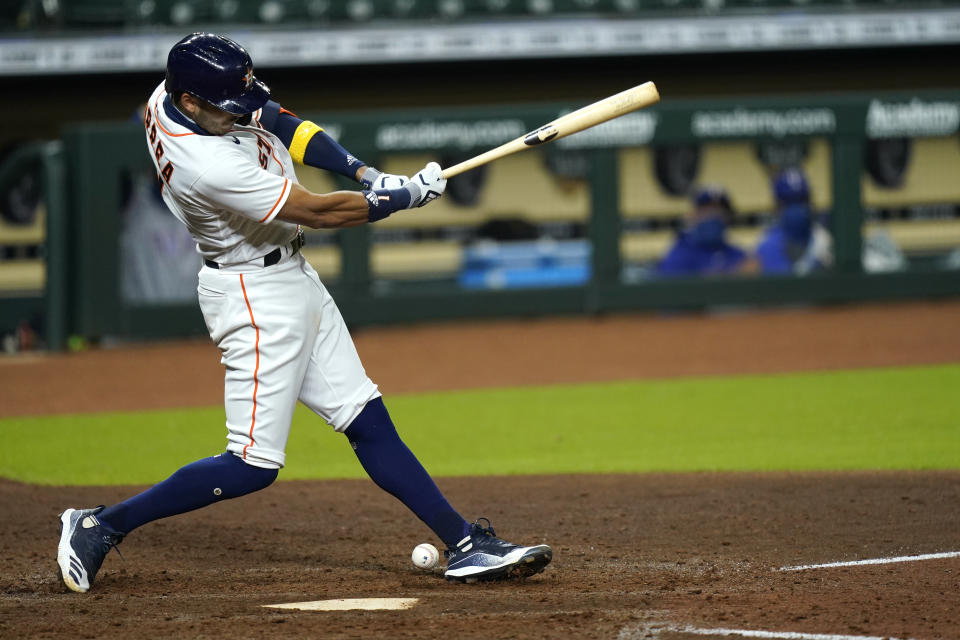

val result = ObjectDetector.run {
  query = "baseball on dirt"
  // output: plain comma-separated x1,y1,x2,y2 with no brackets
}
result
411,543,439,570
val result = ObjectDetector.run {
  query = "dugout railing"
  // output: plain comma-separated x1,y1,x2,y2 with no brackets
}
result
24,89,960,349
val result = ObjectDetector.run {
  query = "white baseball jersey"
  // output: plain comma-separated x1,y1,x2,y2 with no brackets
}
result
144,82,299,265
143,82,379,469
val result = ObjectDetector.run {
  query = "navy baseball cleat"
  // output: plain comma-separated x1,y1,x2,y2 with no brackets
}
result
444,518,552,583
56,506,124,593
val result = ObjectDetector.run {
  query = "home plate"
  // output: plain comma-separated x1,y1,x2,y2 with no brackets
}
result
263,598,419,612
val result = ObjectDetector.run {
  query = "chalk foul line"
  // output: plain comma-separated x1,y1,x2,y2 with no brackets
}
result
639,624,915,640
778,551,960,572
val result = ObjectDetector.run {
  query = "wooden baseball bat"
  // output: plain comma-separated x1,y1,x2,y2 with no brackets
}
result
440,81,660,179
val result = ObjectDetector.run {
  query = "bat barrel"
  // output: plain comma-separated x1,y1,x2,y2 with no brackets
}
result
550,81,660,139
440,81,659,179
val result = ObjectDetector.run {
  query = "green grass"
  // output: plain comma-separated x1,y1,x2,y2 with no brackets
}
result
2,363,958,485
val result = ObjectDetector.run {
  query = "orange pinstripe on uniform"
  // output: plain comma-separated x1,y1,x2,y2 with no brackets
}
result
239,275,261,459
259,179,289,223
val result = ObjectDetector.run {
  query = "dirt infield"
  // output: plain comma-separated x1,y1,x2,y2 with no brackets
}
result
2,300,960,639
2,473,958,639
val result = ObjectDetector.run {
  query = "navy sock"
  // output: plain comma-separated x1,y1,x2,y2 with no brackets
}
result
97,452,278,534
345,398,470,549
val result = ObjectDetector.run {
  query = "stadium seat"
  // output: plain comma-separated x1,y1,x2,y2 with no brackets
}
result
149,0,215,26
58,0,132,27
6,0,960,30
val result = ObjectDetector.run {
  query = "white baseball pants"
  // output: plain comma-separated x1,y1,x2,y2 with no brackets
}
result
197,252,380,469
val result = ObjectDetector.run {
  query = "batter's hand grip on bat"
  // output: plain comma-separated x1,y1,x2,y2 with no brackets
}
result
441,81,659,179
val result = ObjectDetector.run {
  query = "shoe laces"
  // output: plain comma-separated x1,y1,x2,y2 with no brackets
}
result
103,533,125,561
471,517,496,538
445,517,499,558
92,508,125,560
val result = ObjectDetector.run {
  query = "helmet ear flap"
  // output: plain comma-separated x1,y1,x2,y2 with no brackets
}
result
163,73,185,109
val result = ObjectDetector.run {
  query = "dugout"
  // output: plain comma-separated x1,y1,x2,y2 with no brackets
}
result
2,88,959,350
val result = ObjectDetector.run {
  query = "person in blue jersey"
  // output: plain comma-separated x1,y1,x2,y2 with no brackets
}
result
755,168,834,275
656,185,747,277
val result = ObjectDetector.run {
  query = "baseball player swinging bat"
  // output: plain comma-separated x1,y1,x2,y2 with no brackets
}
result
441,81,660,179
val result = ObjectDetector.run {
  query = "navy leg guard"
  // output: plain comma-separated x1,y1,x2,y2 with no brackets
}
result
97,453,277,534
345,397,469,549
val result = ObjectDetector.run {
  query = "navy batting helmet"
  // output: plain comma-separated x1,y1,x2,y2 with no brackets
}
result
692,185,735,217
165,33,270,115
772,168,810,206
